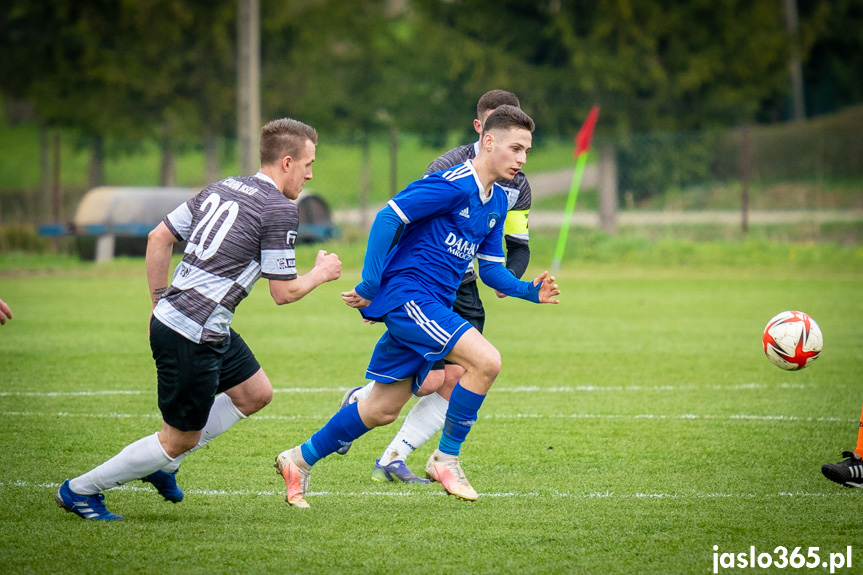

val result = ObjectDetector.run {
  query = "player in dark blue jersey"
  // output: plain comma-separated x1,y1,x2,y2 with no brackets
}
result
339,90,532,484
275,106,560,507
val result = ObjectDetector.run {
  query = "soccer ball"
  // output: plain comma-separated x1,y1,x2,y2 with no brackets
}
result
762,310,823,371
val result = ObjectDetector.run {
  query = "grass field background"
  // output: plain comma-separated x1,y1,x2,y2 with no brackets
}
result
0,238,861,573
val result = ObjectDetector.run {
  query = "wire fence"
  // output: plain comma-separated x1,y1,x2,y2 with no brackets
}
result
1,108,862,228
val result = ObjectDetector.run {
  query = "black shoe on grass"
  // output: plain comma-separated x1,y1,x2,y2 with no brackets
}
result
821,451,863,488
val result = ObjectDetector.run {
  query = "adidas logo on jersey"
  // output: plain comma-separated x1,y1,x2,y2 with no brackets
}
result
459,207,470,218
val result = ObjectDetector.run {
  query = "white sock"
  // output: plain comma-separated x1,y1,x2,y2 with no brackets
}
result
378,392,449,466
69,432,172,495
162,393,247,473
349,382,375,404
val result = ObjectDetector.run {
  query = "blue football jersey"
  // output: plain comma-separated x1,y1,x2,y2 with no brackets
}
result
361,160,508,319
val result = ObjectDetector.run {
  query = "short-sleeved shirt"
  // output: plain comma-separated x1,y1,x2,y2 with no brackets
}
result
153,173,298,344
360,160,508,321
426,141,531,282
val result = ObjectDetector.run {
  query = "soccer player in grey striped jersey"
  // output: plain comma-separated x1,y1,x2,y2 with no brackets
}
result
55,118,342,521
340,90,534,483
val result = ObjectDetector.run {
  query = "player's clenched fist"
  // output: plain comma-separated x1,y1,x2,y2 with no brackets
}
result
315,250,341,282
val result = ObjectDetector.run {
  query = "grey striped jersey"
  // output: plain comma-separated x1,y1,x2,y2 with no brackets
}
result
153,174,298,344
425,141,532,281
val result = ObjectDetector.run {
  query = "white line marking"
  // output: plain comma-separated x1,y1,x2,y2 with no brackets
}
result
0,411,328,421
493,382,809,392
483,413,852,423
0,382,809,398
5,480,856,501
0,390,146,397
0,411,853,424
0,388,344,397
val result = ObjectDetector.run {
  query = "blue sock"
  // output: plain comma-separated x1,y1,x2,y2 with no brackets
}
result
300,402,370,466
438,383,486,456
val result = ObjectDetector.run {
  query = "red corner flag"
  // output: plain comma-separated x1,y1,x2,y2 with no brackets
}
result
573,105,600,158
553,105,601,272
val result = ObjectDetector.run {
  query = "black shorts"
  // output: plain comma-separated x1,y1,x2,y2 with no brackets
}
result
452,280,486,324
149,317,261,431
432,280,486,370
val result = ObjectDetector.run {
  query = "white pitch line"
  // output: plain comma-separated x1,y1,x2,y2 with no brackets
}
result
2,480,856,501
0,390,146,397
0,411,853,424
493,383,808,392
0,410,327,421
0,389,333,397
485,413,853,423
0,382,809,398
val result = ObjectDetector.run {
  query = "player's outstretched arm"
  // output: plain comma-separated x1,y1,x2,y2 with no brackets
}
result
496,236,531,298
269,250,341,305
0,297,12,325
353,205,403,302
531,271,560,304
478,258,558,303
146,222,179,307
146,222,180,334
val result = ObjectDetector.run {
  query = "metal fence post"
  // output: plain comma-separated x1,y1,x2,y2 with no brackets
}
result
599,145,618,234
741,126,750,236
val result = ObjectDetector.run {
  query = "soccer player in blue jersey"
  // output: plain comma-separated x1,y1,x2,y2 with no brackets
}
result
55,118,342,520
274,105,560,507
338,90,533,484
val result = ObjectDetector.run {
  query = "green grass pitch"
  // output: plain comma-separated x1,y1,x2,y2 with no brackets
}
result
0,251,860,574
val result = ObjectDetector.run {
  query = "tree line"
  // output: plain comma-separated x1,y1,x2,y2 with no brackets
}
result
1,0,860,186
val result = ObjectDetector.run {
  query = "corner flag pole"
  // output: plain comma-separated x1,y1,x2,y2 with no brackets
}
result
551,105,600,274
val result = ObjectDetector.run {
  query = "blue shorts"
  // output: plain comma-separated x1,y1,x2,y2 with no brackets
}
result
366,298,472,393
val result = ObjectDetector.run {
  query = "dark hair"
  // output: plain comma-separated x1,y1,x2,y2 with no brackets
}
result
481,105,535,135
477,90,520,120
259,118,318,166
